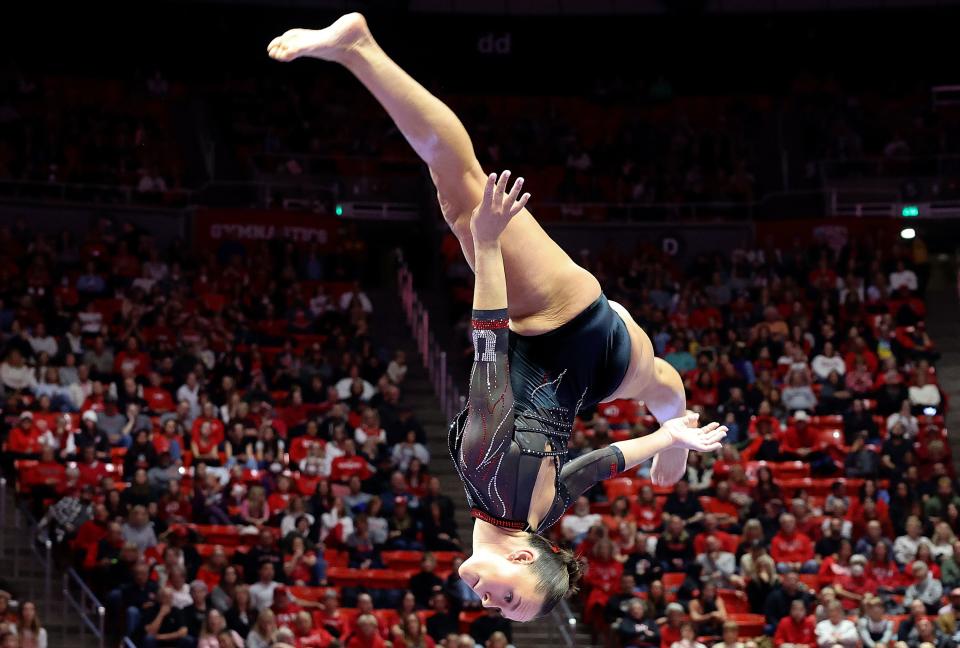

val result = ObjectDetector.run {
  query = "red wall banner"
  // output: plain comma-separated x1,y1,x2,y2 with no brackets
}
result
193,209,340,249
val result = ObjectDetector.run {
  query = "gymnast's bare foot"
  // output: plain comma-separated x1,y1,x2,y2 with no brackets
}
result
267,13,371,64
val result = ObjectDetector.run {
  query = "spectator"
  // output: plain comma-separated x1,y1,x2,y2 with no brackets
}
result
15,601,46,648
224,585,256,638
561,496,602,546
249,563,281,611
688,582,727,637
765,572,812,630
895,516,933,565
141,588,191,648
656,515,695,572
122,505,158,553
246,608,278,648
197,609,242,648
905,560,944,614
775,599,816,648
391,612,436,648
670,622,707,648
346,614,387,648
856,596,893,648
426,592,458,642
910,372,942,410
469,608,511,646
410,553,445,609
814,600,858,648
613,597,660,648
771,514,817,573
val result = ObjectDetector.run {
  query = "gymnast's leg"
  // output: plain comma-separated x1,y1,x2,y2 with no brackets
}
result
267,13,599,334
268,16,694,484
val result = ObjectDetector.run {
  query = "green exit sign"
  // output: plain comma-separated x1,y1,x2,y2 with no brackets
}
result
902,205,919,217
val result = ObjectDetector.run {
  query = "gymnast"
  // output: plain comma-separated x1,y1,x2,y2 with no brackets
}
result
268,14,727,621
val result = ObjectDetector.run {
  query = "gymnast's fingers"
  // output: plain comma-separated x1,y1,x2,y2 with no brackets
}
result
509,193,531,217
506,176,523,204
481,173,497,210
494,170,511,208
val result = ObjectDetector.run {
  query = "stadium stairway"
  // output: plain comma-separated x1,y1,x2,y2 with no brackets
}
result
926,258,960,470
372,287,597,647
0,483,102,648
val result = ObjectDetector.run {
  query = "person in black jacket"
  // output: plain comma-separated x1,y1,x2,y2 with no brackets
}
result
409,553,444,608
656,515,696,572
425,593,459,642
469,607,512,645
614,598,660,648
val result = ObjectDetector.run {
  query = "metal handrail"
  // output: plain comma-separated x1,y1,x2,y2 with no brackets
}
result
62,568,106,648
396,255,463,422
0,477,105,647
549,598,579,648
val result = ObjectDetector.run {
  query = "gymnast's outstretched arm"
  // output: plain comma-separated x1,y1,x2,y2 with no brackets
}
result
457,173,529,481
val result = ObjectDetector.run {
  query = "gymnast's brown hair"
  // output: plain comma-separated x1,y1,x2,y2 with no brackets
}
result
527,533,584,619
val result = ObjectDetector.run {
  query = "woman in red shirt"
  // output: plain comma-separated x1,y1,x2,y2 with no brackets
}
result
284,535,319,586
583,538,624,628
689,372,719,410
604,496,639,542
191,420,220,464
818,539,854,587
867,541,904,593
635,486,663,533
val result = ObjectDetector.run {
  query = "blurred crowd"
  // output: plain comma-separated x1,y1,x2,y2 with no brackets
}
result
0,217,514,648
538,232,952,648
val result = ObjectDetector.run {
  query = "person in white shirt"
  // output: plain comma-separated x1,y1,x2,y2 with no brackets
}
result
354,409,386,445
887,399,919,437
176,372,201,417
815,600,858,648
167,565,193,609
338,282,373,313
561,496,602,545
28,323,59,358
811,342,846,381
1,349,37,391
909,372,942,409
391,430,430,471
894,516,933,565
386,350,408,385
889,261,918,292
308,286,335,317
335,366,375,401
248,563,281,611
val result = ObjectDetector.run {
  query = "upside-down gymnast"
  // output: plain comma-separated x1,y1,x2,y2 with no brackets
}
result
267,14,727,621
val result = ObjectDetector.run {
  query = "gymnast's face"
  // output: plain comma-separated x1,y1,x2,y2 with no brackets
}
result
459,548,542,622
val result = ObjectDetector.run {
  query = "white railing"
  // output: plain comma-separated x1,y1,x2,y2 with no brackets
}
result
397,259,464,423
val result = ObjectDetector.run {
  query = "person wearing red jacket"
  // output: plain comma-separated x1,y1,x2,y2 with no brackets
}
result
774,600,816,647
293,611,335,647
345,614,387,648
771,513,818,573
329,440,373,483
7,412,43,455
143,372,176,413
113,336,151,376
583,539,624,628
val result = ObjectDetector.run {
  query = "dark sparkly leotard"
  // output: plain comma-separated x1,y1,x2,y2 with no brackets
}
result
448,296,632,534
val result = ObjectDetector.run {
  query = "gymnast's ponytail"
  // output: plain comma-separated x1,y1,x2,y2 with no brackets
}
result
526,533,584,619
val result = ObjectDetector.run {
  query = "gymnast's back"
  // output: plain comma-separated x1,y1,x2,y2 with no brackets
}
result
448,306,626,535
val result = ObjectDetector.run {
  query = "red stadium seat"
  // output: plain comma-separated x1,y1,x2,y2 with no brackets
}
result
728,613,765,637
458,610,484,633
719,589,750,614
604,477,640,500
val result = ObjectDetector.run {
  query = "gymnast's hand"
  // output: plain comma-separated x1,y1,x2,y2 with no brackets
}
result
470,171,530,244
662,412,727,452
